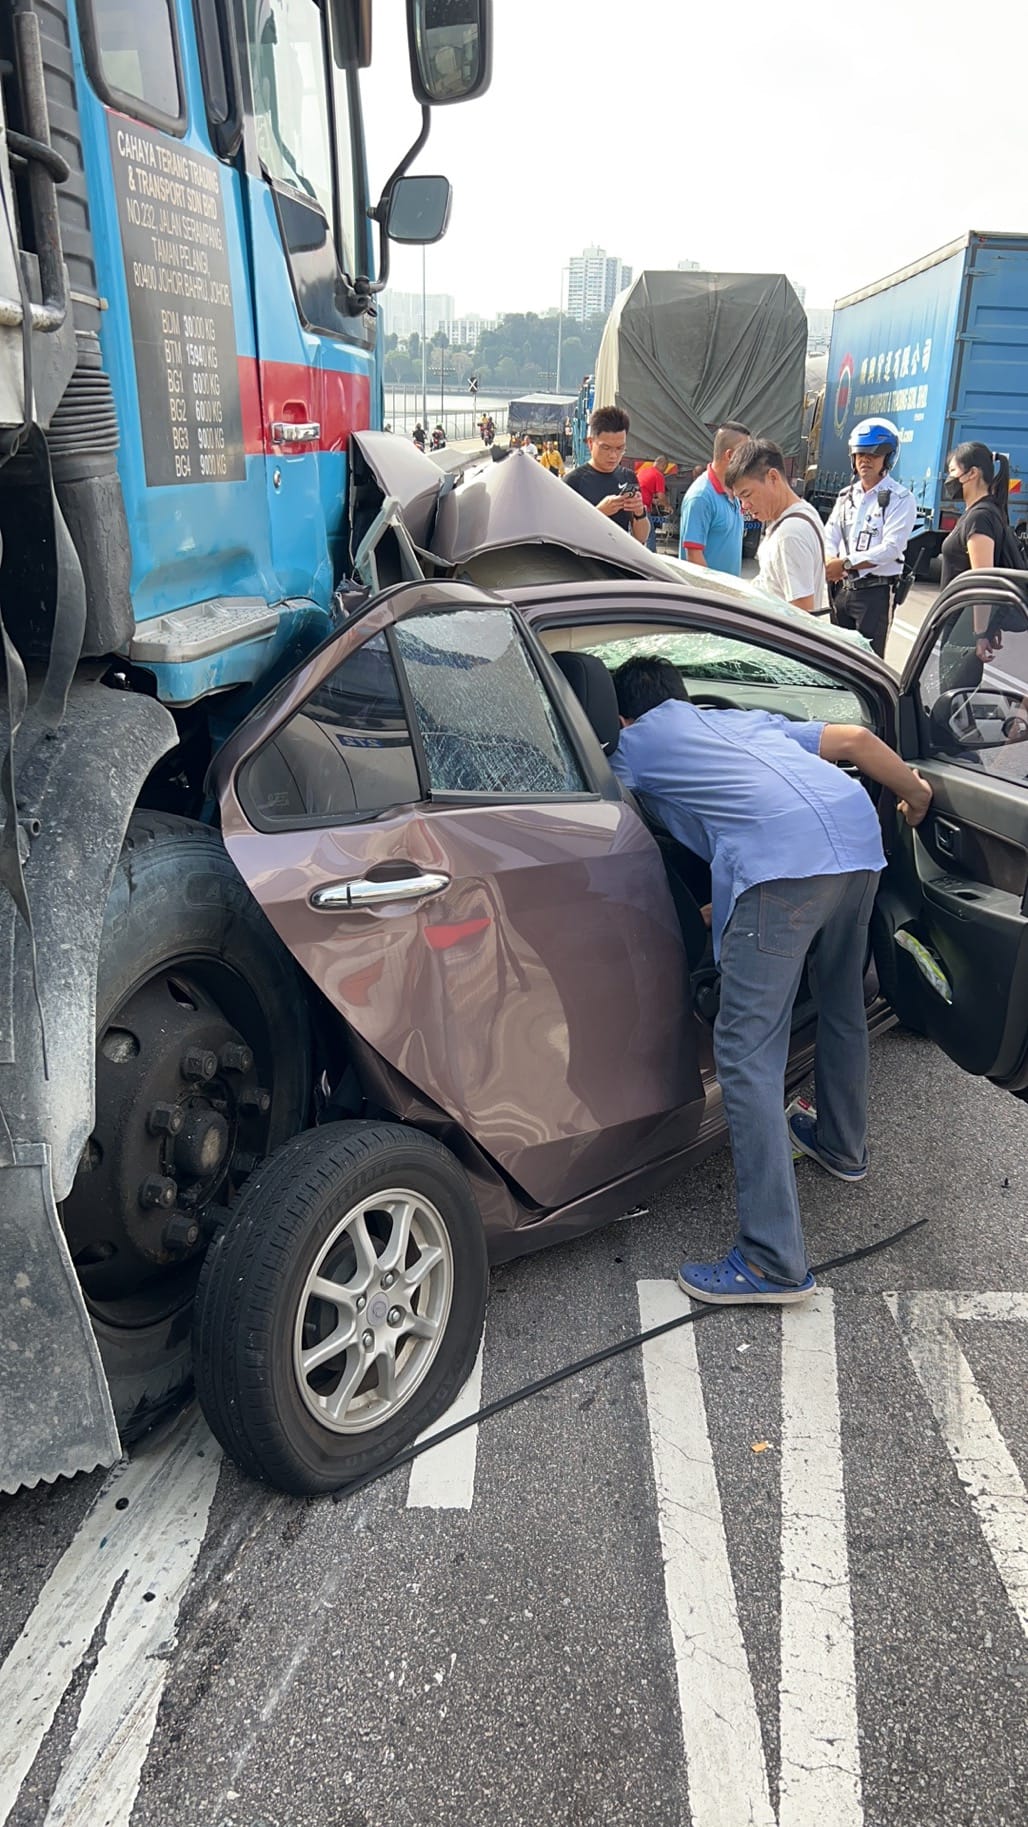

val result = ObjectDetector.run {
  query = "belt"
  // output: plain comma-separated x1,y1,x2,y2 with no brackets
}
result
841,573,896,589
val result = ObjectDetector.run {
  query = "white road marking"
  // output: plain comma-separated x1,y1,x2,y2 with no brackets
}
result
886,1291,1028,1638
891,618,922,644
638,1280,775,1827
406,1327,486,1509
780,1291,863,1825
640,1283,864,1827
0,1405,220,1827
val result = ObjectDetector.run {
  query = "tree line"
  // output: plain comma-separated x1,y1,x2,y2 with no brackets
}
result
383,309,610,393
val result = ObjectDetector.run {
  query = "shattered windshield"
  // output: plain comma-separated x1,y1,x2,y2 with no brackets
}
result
585,629,840,689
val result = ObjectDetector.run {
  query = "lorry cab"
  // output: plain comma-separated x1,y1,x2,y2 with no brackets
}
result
0,0,492,1496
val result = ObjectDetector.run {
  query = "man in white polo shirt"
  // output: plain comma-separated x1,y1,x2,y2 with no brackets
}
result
725,437,828,614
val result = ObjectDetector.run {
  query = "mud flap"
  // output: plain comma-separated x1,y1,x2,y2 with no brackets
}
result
0,1143,119,1492
0,682,175,1490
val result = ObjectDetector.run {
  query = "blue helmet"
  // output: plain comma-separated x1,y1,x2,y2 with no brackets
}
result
848,417,900,469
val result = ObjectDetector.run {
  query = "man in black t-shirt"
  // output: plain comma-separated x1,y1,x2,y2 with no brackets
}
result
563,405,650,543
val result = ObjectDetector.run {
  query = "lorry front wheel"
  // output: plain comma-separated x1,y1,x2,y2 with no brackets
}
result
62,813,311,1441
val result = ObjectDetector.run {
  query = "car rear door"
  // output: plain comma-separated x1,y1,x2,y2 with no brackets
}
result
874,570,1028,1090
216,581,705,1214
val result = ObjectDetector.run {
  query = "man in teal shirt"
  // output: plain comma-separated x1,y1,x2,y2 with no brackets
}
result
678,422,750,574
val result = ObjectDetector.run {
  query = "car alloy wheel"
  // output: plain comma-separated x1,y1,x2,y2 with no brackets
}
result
293,1188,454,1434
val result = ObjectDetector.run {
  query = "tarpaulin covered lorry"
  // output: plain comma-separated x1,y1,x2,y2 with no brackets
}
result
507,393,577,449
592,270,808,473
813,232,1028,553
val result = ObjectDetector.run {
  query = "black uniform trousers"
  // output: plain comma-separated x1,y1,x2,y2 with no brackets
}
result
830,576,892,660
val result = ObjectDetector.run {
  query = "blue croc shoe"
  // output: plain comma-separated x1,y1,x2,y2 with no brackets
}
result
676,1246,816,1306
786,1099,868,1183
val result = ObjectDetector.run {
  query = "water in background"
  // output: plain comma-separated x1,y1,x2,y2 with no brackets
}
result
383,387,518,440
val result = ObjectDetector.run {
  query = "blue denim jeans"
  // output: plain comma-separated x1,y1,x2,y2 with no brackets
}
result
713,869,880,1284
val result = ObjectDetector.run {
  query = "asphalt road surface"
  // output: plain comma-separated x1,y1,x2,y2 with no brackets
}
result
1,1026,1026,1827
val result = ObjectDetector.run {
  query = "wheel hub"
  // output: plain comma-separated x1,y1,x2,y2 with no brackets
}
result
293,1190,454,1435
64,970,273,1317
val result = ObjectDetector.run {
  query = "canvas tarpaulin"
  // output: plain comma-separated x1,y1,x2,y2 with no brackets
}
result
593,271,807,470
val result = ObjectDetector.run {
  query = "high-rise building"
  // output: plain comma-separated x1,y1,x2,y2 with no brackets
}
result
806,306,833,354
440,314,495,348
566,246,632,323
380,290,455,341
677,258,701,271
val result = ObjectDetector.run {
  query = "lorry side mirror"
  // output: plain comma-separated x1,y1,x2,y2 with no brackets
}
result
385,174,452,244
406,0,492,105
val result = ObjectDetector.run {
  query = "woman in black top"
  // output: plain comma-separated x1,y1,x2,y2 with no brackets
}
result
939,443,1014,689
940,442,1012,585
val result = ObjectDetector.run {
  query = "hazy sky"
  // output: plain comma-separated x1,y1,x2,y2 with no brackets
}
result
361,0,1025,319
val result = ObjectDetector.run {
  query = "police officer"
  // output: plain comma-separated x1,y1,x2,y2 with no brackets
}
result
825,419,917,658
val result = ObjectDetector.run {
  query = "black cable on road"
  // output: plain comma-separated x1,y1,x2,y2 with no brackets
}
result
333,1216,928,1502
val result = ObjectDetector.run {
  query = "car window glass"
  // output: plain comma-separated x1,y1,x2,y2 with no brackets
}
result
247,0,334,223
240,632,420,826
88,0,181,120
583,627,873,727
916,596,1028,785
395,609,586,795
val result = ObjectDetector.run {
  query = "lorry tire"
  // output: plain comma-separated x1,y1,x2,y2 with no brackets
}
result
192,1123,488,1494
62,813,311,1442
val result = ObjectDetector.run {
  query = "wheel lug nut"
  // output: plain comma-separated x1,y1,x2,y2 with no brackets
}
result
380,1271,395,1290
147,1102,183,1137
387,1306,404,1327
239,1086,271,1115
140,1174,178,1210
163,1211,200,1253
355,1294,367,1312
361,1329,375,1352
219,1043,254,1074
181,1047,217,1083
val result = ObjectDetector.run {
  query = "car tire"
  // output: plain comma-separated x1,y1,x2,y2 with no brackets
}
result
67,812,311,1443
193,1122,488,1494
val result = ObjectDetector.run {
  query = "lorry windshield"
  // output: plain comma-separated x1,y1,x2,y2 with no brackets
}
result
247,0,359,278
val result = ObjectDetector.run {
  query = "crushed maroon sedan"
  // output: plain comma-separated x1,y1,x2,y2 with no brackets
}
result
190,437,1028,1490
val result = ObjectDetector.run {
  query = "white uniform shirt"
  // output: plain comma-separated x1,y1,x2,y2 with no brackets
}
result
825,475,917,579
757,500,828,613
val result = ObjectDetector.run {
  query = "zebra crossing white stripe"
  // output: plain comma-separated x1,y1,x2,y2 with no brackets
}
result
780,1291,863,1825
886,1291,1028,1638
638,1280,776,1827
406,1327,486,1509
0,1406,220,1827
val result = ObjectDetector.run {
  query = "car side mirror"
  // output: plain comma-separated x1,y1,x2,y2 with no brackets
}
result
385,174,452,245
406,0,492,105
930,687,1028,751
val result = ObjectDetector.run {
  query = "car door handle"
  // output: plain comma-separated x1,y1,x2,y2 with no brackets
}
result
310,871,450,910
934,817,961,858
270,420,320,445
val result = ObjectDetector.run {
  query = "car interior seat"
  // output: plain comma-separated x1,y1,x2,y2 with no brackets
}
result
550,650,713,974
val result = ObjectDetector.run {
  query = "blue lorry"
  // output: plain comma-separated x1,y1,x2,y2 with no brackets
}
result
0,0,490,1494
812,231,1028,560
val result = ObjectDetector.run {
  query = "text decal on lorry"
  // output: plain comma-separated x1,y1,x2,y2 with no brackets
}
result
107,117,244,488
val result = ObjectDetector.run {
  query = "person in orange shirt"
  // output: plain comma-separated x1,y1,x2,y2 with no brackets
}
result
635,456,670,550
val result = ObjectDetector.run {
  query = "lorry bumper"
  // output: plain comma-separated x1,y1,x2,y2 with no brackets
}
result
0,682,176,1492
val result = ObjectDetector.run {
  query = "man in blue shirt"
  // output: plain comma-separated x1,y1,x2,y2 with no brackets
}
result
610,656,932,1305
678,423,750,574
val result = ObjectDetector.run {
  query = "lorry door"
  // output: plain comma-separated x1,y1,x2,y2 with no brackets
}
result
73,0,283,640
235,0,375,606
874,570,1028,1092
217,582,706,1216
